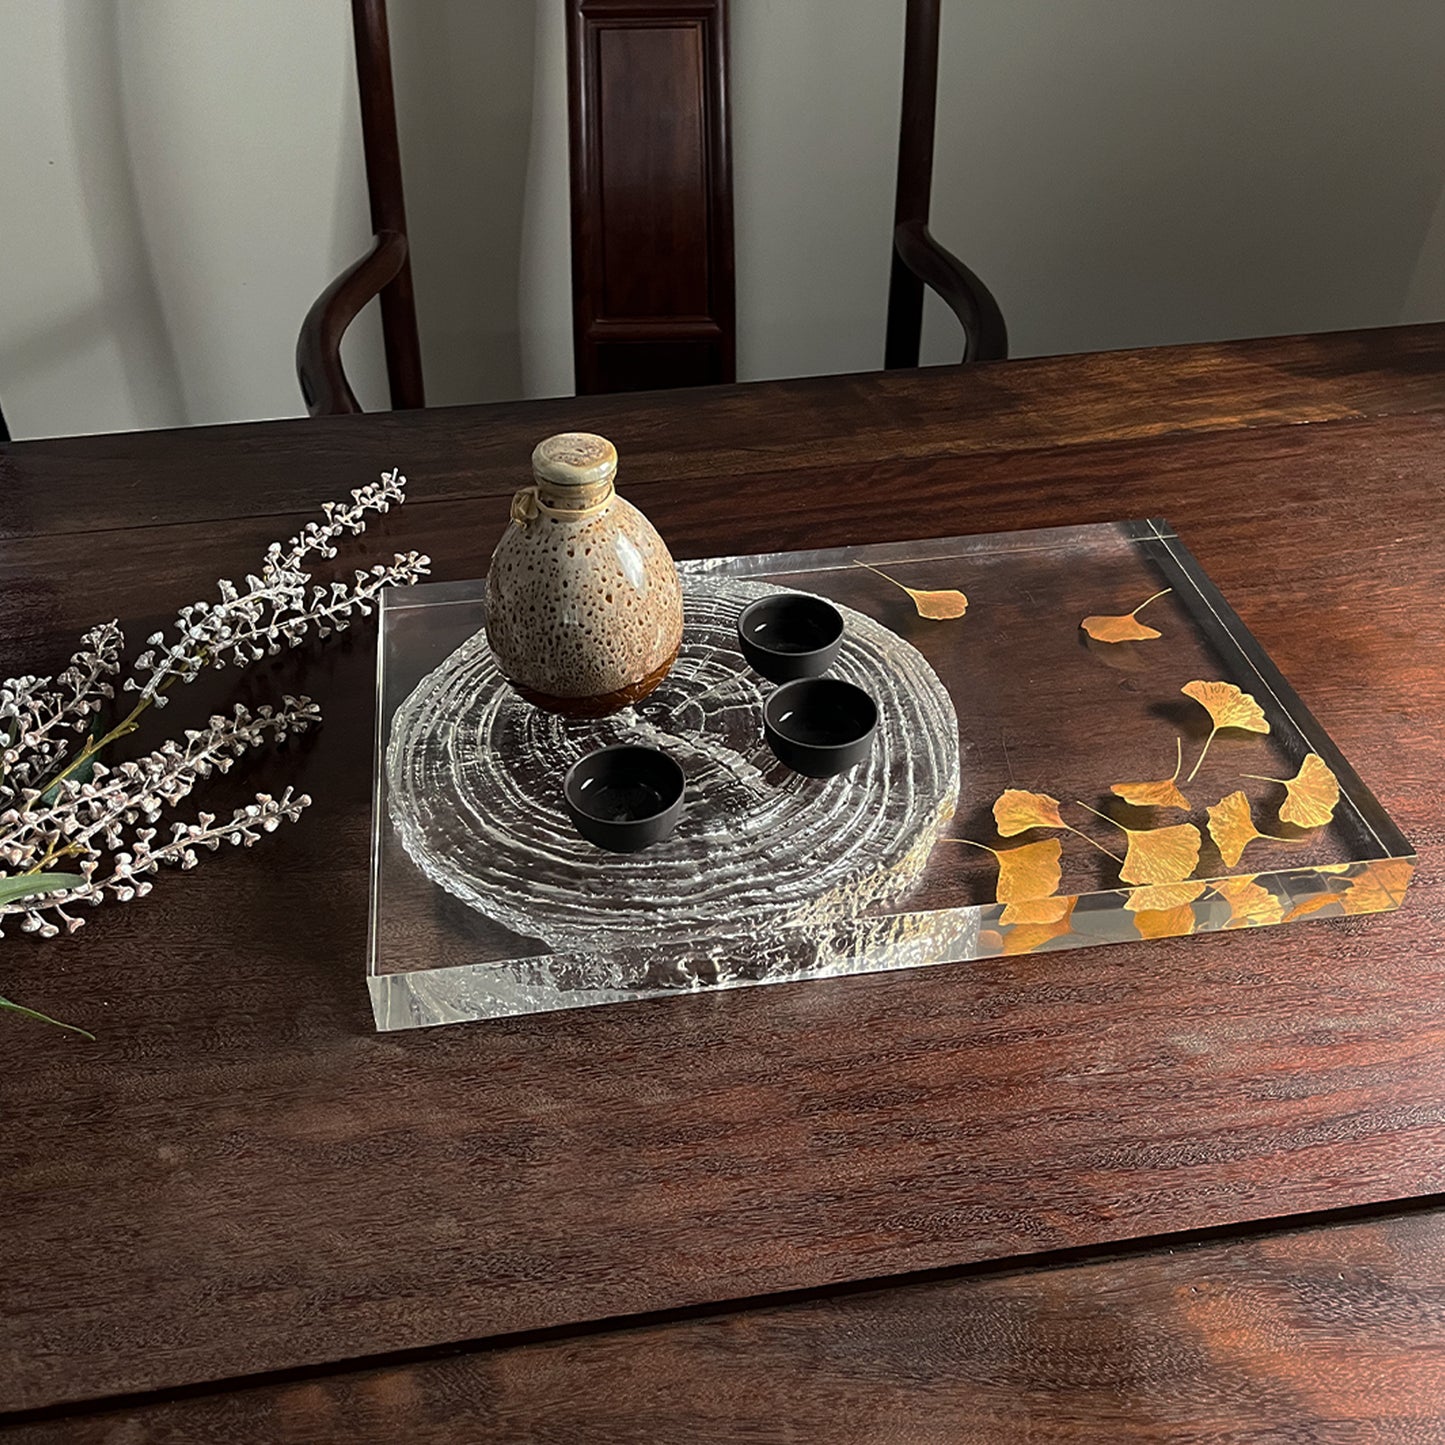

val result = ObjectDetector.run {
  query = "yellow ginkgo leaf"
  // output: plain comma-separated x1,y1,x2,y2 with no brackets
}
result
1374,858,1415,895
1182,680,1271,782
1206,790,1305,869
993,795,1126,865
1125,880,1207,912
1082,614,1160,643
1081,587,1172,643
1244,753,1340,829
1282,893,1339,923
1279,755,1340,828
1340,877,1396,917
994,839,1063,903
1133,903,1198,940
1111,737,1190,812
1119,823,1202,886
1183,679,1270,732
947,836,1062,904
908,589,969,620
1111,777,1191,811
1206,790,1265,868
993,789,1066,836
1212,874,1283,929
1074,802,1201,887
1001,898,1077,955
854,561,967,619
1000,895,1073,926
1338,859,1414,916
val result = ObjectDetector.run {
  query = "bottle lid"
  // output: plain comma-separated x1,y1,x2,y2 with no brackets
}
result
531,433,618,490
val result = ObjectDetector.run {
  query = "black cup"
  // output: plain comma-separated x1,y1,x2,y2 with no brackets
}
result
763,678,878,778
737,594,845,682
563,745,686,852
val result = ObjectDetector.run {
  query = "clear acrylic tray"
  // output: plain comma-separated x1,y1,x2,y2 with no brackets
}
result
368,520,1414,1030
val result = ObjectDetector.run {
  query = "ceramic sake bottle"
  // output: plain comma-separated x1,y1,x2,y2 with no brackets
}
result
485,432,684,717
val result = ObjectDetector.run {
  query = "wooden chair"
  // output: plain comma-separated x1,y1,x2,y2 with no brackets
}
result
884,0,1007,368
296,0,424,416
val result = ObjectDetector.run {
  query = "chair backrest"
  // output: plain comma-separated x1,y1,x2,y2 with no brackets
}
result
304,0,740,412
884,0,1007,368
564,0,736,395
349,0,424,409
296,0,424,415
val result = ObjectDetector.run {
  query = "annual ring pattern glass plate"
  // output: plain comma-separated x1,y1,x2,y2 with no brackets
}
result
368,520,1415,1030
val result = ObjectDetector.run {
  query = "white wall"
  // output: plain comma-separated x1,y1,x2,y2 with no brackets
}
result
917,0,1445,365
4,0,1445,440
0,0,386,439
731,0,1445,376
0,0,556,439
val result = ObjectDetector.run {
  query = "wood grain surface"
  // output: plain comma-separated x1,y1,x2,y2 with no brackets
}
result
6,322,1445,539
9,1204,1445,1443
3,327,1444,1417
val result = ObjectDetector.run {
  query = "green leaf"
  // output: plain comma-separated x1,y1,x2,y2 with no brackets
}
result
40,737,96,806
0,994,95,1040
0,873,86,905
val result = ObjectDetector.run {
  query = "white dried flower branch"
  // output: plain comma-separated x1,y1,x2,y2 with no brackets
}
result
0,623,122,792
0,697,320,871
7,787,313,941
128,473,420,701
0,469,429,1032
264,469,408,575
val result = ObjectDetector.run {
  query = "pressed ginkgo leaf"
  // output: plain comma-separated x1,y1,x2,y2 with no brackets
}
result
1340,877,1397,917
1243,753,1340,829
1000,895,1073,926
853,561,968,619
1111,737,1190,812
1282,893,1339,923
1183,679,1270,732
1206,790,1303,869
1111,777,1190,810
1337,859,1415,917
992,791,1125,863
1133,903,1198,941
1081,587,1172,643
947,836,1062,903
1002,898,1078,955
1119,824,1203,886
1212,874,1283,929
994,839,1063,902
1181,680,1270,782
1124,880,1207,913
1076,802,1202,886
993,788,1066,836
1206,790,1265,868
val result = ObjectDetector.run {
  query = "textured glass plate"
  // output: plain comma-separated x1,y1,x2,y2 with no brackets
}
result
368,520,1414,1030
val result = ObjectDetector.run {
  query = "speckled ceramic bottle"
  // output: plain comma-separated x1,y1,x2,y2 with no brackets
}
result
485,432,684,717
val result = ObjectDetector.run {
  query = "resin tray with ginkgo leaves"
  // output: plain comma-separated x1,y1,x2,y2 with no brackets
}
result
367,519,1415,1031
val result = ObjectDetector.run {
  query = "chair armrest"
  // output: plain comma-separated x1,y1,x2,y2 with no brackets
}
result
296,230,409,416
893,219,1008,363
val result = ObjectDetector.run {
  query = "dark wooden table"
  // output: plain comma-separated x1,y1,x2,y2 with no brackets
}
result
4,326,1445,1442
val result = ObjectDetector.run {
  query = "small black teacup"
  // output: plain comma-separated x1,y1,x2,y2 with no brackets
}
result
737,594,844,683
763,678,878,778
563,745,685,852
